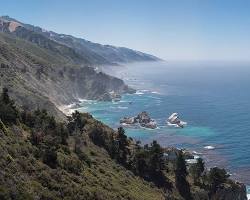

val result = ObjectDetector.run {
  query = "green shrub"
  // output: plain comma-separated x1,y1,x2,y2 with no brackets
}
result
0,88,19,124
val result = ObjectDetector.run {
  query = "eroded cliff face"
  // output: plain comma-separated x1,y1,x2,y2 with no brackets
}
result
191,183,247,200
0,32,134,119
1,63,133,118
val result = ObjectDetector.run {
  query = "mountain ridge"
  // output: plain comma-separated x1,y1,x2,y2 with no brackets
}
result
0,15,247,200
0,15,161,65
0,27,134,120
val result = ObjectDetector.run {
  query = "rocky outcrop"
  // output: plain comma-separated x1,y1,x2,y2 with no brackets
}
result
120,111,157,129
191,181,247,200
211,181,247,200
167,112,187,128
120,117,136,125
164,147,194,161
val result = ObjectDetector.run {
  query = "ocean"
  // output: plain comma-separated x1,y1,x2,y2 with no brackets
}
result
77,61,250,187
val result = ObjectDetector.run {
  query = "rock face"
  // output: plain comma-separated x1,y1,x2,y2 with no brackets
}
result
136,111,151,124
210,182,247,200
0,28,135,119
164,147,194,161
167,113,187,128
120,111,157,129
135,111,157,128
120,117,136,125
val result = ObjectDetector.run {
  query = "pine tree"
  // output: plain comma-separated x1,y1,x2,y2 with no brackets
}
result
117,127,129,165
175,151,192,200
208,167,229,194
1,88,11,104
149,140,164,172
0,88,19,124
190,157,205,185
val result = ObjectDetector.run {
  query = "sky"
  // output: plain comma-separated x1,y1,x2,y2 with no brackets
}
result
0,0,250,61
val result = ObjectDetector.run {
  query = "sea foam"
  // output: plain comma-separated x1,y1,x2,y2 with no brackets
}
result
204,146,215,150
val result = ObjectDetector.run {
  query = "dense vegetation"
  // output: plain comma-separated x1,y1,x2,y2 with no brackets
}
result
0,15,246,200
0,88,164,200
0,89,247,199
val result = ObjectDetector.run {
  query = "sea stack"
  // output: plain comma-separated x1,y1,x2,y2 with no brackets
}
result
120,111,157,129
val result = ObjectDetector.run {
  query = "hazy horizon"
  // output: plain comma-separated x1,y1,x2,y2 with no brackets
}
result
1,0,250,61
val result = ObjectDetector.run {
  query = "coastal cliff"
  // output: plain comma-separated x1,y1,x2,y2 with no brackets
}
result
0,15,247,200
0,30,134,119
210,181,246,200
0,90,247,199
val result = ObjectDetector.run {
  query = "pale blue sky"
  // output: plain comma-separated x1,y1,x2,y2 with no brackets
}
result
1,0,250,61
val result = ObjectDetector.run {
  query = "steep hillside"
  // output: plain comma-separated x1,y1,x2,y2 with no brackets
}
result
0,32,134,119
0,91,165,200
0,90,247,200
0,16,161,65
47,34,160,64
0,15,247,200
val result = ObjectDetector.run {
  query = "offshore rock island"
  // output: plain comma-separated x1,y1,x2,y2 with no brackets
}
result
120,111,157,129
0,16,247,200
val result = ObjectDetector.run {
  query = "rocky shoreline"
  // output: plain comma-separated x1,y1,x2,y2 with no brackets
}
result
58,94,247,200
120,111,157,129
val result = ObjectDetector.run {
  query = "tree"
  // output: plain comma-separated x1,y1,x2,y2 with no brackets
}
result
175,152,192,200
190,157,205,185
131,140,171,189
67,111,86,134
133,148,148,176
117,127,128,148
1,88,11,104
149,140,165,172
116,127,129,165
0,88,19,124
47,116,56,130
57,123,69,145
208,167,229,194
148,141,170,188
43,146,58,169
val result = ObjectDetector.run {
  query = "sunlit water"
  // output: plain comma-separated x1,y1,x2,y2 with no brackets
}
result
77,61,250,186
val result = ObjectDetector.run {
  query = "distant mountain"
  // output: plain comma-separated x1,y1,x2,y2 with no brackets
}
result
0,23,134,119
0,15,161,65
0,16,247,200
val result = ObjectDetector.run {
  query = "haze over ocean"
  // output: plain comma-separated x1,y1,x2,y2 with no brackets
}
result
78,61,250,185
1,0,250,198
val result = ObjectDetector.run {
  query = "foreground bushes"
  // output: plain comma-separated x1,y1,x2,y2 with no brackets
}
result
0,88,246,200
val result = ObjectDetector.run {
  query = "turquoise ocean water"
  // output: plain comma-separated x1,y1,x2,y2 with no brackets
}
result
77,61,250,186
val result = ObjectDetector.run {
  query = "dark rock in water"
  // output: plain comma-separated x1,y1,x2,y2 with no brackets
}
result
120,111,157,129
141,121,157,129
135,111,151,123
120,117,135,124
167,113,187,128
